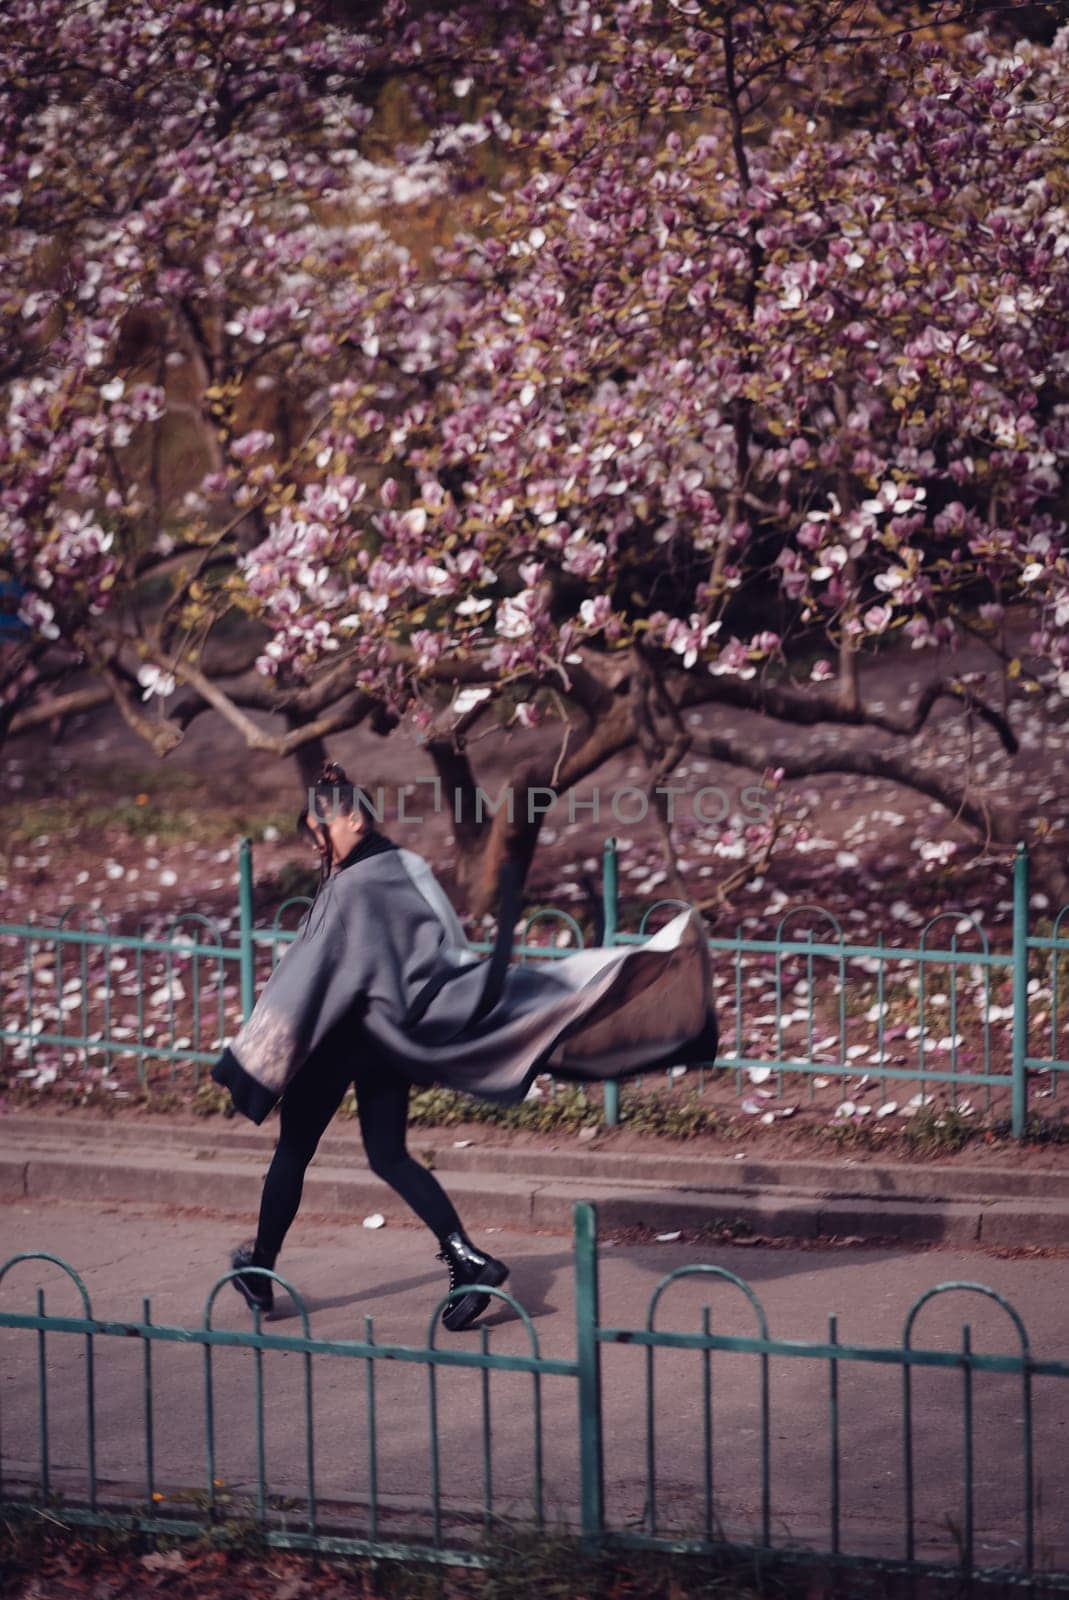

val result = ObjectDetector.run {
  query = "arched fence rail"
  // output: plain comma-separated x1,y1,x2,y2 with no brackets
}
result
1,839,1067,1135
0,1204,1066,1584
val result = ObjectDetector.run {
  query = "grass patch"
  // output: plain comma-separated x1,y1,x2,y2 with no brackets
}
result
179,1081,723,1132
828,1103,1069,1158
990,1108,1069,1146
4,793,225,847
901,1104,978,1155
2,769,300,850
821,1104,981,1158
0,1071,237,1119
7,1066,1059,1162
0,1071,724,1138
358,1084,723,1139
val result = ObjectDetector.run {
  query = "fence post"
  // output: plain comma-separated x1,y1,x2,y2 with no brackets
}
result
1011,840,1029,1141
574,1201,605,1549
602,837,620,1128
238,837,255,1023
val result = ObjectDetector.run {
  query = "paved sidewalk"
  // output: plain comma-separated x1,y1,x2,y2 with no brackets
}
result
1,1111,1069,1246
0,1196,1067,1572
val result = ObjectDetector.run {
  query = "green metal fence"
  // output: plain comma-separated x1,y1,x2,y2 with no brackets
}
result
2,838,1068,1136
1,1203,1066,1585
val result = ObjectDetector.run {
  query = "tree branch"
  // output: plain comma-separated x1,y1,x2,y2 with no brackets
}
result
7,682,112,735
73,632,184,757
630,649,692,900
170,658,374,756
672,669,1019,753
688,728,1010,846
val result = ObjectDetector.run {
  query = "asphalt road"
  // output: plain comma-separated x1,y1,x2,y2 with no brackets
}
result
1,1196,1066,1575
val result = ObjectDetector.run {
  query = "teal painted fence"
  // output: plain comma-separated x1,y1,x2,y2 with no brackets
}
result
0,1204,1066,1585
2,839,1068,1137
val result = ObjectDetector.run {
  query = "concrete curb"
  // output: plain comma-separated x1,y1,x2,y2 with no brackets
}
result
2,1131,1068,1246
5,1112,1069,1201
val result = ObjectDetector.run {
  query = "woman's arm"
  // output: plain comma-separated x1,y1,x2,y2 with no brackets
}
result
212,877,370,1124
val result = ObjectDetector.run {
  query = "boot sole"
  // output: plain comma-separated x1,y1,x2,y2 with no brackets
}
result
231,1277,274,1316
441,1260,510,1333
229,1263,274,1317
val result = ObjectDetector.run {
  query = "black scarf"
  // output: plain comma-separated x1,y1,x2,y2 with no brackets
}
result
334,827,399,874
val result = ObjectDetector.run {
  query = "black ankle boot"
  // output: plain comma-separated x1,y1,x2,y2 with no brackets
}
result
230,1241,274,1316
436,1231,509,1332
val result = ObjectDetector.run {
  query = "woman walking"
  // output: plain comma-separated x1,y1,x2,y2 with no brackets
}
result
212,761,718,1331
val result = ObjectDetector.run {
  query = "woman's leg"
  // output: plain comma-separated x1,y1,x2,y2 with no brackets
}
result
253,1047,353,1267
352,1061,463,1240
353,1061,509,1332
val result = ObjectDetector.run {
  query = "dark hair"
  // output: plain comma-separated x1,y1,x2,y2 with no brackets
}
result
311,759,357,821
297,761,363,886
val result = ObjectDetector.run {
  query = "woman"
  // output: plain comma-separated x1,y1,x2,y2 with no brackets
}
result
212,761,718,1332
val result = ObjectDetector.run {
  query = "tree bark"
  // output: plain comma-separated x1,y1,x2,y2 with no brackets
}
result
284,710,330,797
426,737,485,866
7,682,111,736
461,697,637,916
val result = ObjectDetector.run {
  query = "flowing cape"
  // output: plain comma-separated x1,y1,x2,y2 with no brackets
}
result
212,846,719,1124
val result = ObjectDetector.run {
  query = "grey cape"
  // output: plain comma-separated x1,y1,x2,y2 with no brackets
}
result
212,831,719,1125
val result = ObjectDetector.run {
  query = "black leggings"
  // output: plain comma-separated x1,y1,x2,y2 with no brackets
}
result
253,1044,462,1267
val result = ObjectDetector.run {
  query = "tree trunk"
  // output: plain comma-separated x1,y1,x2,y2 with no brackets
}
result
452,699,637,917
284,711,330,797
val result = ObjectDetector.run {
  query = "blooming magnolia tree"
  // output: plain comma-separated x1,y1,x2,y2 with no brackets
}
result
242,1,1069,905
1,0,487,774
3,1,1068,910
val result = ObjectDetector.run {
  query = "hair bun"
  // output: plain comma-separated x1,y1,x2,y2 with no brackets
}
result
316,759,349,787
